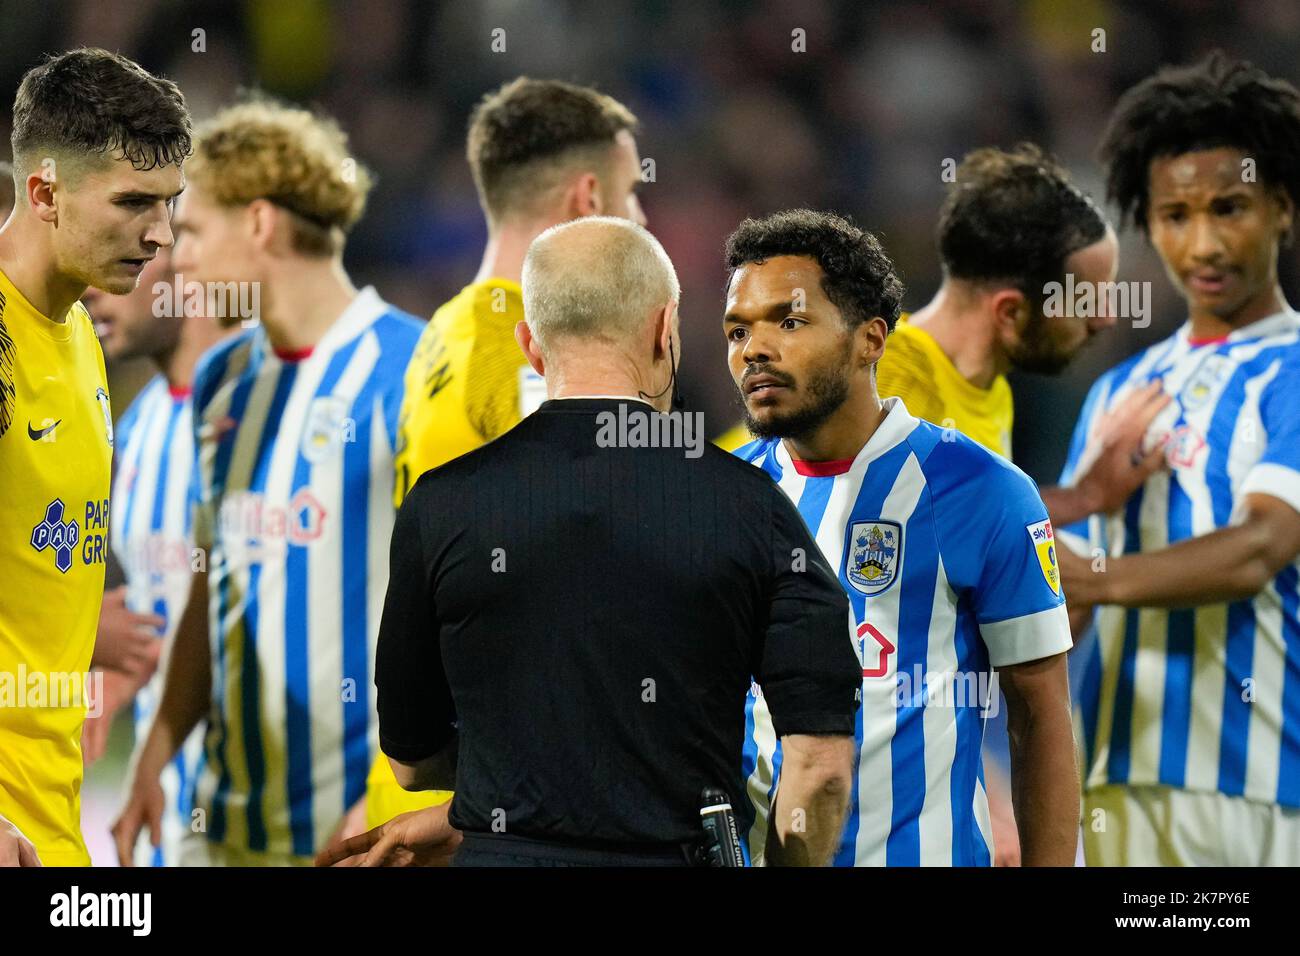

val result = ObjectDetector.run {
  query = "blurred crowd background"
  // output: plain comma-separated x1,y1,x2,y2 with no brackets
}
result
4,0,1300,862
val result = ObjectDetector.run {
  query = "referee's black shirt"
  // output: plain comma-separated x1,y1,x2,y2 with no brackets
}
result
375,397,859,847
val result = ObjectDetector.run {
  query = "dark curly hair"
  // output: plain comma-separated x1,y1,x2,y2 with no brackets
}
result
938,144,1106,301
467,77,638,222
724,209,904,332
1099,51,1300,234
11,48,191,178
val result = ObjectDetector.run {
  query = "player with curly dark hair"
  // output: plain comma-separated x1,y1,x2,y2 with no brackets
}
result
723,209,1079,867
1059,52,1300,866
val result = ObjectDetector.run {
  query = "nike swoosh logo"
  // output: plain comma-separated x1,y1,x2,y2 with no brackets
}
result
28,419,62,440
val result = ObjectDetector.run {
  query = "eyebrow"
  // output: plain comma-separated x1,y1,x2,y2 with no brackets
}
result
113,184,186,202
723,300,797,324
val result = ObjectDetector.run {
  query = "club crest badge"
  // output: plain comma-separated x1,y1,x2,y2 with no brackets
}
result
301,396,350,463
846,520,902,596
1180,354,1234,412
1026,518,1060,596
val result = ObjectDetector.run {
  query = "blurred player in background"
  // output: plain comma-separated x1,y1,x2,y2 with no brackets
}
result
725,210,1078,866
880,144,1162,863
367,76,647,829
0,48,189,866
79,247,231,865
112,99,422,866
1058,52,1300,866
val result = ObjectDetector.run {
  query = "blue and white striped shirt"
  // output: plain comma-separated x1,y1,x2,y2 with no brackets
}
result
111,375,204,866
190,287,422,857
737,397,1072,865
1061,310,1300,808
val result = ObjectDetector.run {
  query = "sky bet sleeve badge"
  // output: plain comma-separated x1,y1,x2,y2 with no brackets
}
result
847,520,902,595
1027,518,1060,596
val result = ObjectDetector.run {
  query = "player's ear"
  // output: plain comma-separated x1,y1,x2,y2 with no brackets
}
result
246,198,280,252
858,315,888,367
515,320,546,377
26,169,57,224
568,172,601,219
1274,187,1294,244
991,288,1029,341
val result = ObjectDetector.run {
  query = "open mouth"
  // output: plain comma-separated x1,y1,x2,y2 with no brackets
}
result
1187,270,1232,295
744,373,791,399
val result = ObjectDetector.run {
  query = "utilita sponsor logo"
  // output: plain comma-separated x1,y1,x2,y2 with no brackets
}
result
218,489,328,549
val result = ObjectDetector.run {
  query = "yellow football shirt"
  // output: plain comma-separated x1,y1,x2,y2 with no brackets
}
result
0,268,112,865
877,315,1013,458
371,278,528,828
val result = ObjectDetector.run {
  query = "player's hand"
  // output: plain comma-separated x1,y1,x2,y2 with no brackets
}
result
110,772,166,867
315,803,462,867
93,586,165,679
81,669,142,766
1073,381,1172,516
0,813,42,867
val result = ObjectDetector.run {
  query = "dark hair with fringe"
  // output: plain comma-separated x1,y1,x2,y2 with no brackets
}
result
725,209,904,332
1099,51,1300,234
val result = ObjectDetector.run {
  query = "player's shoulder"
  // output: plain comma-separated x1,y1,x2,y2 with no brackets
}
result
193,329,258,413
373,303,425,339
911,420,1043,515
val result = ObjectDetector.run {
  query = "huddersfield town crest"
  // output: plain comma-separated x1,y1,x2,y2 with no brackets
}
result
847,520,902,595
301,396,350,463
1180,354,1234,412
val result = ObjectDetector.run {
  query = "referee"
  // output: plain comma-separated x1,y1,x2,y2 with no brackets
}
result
373,217,860,867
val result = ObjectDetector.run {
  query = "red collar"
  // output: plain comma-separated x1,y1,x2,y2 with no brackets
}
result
791,457,855,477
272,345,314,362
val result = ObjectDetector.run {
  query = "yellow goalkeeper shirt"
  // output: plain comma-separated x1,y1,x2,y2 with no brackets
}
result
0,268,112,865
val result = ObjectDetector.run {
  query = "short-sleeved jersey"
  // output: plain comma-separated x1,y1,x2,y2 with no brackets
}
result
877,316,1014,458
110,374,205,865
1060,310,1300,808
0,268,112,865
737,397,1071,865
190,287,421,858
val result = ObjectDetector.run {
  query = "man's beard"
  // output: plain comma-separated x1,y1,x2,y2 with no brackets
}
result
741,355,853,441
1006,309,1075,375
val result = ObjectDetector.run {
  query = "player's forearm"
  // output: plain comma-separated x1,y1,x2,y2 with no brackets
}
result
1040,484,1099,529
1006,700,1079,866
138,573,211,776
1092,522,1277,609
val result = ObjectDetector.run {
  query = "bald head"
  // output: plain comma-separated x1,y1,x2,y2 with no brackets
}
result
523,216,679,356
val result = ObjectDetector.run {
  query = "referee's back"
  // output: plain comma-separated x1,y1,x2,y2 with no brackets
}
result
374,217,860,865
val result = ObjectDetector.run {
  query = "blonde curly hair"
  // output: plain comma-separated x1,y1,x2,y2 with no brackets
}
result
187,97,373,256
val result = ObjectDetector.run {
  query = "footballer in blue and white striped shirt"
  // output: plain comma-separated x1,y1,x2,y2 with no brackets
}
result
722,210,1079,866
112,100,423,866
1057,53,1300,866
87,249,231,866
